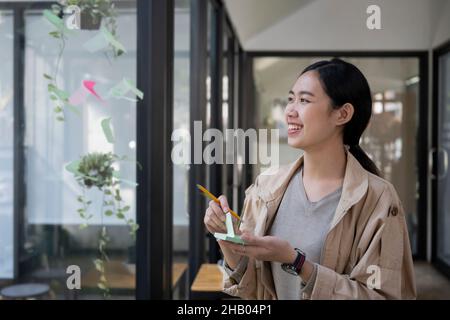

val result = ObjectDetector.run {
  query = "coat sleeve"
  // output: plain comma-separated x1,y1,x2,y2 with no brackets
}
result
309,185,417,300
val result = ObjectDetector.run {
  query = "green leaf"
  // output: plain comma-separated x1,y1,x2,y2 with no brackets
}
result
54,106,62,113
79,223,88,230
104,210,113,216
122,205,130,212
116,212,125,219
104,189,112,195
56,116,65,121
94,259,104,272
43,73,53,80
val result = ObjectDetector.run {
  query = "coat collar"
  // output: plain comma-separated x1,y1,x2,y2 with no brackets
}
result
256,149,369,232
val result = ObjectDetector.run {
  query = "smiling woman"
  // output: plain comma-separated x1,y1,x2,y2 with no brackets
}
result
207,58,417,300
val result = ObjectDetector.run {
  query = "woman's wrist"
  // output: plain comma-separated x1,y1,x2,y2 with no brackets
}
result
284,247,314,282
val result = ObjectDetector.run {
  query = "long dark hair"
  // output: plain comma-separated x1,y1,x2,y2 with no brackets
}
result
300,58,381,177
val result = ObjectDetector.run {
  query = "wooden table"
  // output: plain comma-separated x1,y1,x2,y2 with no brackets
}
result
190,263,232,299
82,261,188,289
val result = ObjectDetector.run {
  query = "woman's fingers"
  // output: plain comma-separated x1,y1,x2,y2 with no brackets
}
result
209,200,226,220
206,206,226,233
218,195,230,213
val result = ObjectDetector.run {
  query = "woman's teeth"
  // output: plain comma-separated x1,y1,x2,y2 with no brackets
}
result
288,124,302,130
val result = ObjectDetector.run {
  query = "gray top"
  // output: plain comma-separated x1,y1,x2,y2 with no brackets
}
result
223,166,342,300
268,166,342,300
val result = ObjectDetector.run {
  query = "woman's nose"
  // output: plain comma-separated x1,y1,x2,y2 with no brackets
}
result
285,105,299,118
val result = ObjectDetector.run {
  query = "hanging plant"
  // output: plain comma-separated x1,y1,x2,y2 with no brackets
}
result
66,152,139,297
56,0,123,56
42,8,76,121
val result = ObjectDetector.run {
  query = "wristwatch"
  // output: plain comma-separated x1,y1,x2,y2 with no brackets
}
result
281,248,306,276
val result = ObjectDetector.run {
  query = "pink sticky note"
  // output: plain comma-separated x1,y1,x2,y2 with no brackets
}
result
68,80,106,106
83,80,103,102
69,87,88,105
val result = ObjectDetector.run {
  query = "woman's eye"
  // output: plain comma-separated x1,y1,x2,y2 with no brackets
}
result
288,97,294,103
300,98,309,104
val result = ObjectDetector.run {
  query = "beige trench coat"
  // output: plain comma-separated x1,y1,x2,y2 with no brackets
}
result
222,151,417,300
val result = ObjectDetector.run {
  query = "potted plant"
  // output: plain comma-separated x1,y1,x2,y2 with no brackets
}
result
57,0,118,31
67,152,139,297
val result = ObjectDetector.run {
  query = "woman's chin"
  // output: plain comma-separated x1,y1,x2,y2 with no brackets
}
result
287,137,305,149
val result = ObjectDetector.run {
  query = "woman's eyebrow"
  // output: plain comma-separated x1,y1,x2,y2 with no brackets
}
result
288,90,315,97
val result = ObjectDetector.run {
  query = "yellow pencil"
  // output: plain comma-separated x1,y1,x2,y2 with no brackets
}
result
196,184,242,222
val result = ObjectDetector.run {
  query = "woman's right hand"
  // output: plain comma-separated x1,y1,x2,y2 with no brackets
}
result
204,195,240,234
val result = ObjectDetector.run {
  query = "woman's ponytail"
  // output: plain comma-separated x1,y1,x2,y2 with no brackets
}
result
348,144,381,177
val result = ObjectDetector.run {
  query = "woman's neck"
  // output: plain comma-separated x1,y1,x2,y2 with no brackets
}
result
302,139,347,183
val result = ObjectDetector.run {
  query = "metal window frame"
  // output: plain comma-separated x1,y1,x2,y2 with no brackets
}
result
188,0,208,296
432,39,450,279
136,0,174,299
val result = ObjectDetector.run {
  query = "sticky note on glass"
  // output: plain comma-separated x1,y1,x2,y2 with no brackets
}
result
214,212,245,245
108,78,144,102
83,26,126,54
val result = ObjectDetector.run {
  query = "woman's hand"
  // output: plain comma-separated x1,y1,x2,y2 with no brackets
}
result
204,195,241,235
218,232,297,264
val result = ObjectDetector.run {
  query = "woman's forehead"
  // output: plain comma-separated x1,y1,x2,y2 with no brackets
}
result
291,71,323,95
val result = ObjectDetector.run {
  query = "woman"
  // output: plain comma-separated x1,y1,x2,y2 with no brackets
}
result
204,58,416,300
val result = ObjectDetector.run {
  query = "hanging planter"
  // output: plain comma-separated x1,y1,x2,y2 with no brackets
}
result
66,152,139,297
80,9,103,30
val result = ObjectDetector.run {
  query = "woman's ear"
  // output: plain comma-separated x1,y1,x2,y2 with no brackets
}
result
334,103,354,126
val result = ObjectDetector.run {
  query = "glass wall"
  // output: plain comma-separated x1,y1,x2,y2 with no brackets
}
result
0,9,14,280
436,51,450,270
172,0,190,299
19,2,138,299
253,56,421,255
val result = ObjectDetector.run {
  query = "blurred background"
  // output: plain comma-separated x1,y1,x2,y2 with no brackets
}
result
0,0,449,300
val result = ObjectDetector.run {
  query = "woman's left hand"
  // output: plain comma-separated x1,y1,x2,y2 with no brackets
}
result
218,232,297,264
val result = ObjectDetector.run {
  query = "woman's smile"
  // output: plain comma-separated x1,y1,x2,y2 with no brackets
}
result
287,122,303,136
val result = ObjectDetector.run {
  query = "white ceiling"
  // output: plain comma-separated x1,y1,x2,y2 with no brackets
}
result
224,0,450,51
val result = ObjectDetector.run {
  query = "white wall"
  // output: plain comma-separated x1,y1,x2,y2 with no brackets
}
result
433,0,450,48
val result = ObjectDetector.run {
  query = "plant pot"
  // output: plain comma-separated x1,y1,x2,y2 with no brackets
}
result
80,10,102,30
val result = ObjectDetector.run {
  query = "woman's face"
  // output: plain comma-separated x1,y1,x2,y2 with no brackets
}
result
285,70,340,150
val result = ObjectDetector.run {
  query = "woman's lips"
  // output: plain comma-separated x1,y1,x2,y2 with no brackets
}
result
287,124,303,136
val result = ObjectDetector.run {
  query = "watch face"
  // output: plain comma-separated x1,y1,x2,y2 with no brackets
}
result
281,263,299,276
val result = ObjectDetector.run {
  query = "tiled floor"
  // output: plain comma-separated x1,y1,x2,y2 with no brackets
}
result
415,261,450,299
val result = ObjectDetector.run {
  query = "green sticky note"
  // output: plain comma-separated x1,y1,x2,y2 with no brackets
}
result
101,26,126,54
112,171,138,187
101,117,115,144
43,10,64,30
43,10,75,35
65,160,81,175
214,213,245,245
83,26,126,54
108,78,144,101
123,78,143,100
